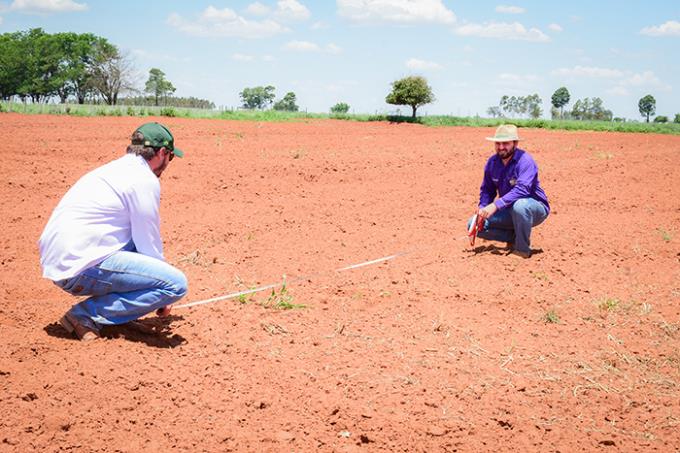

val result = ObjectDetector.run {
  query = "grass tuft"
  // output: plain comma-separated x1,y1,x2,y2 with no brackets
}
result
657,228,672,242
597,297,620,312
544,309,560,324
263,276,306,310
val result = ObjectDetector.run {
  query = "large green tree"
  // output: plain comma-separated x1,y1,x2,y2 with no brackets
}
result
272,91,299,111
239,85,276,109
551,87,570,118
0,29,123,104
59,32,109,104
638,94,656,122
0,31,26,100
145,68,176,106
385,76,434,119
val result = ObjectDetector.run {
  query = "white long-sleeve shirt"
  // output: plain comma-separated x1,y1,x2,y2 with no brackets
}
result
39,154,164,281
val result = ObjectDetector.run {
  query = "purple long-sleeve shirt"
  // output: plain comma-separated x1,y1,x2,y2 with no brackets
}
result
479,147,550,213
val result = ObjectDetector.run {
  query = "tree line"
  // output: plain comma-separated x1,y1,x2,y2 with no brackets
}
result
2,28,675,121
0,28,212,109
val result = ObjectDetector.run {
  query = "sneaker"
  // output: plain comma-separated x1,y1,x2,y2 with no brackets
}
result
59,312,100,341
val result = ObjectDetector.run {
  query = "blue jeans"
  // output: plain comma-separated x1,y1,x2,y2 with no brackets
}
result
55,242,187,326
468,198,548,253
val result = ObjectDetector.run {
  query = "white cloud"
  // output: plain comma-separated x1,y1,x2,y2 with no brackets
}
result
337,0,455,25
0,16,3,24
283,40,342,54
245,1,270,16
497,73,540,84
495,5,525,14
606,86,629,96
275,0,310,21
232,53,256,61
405,58,442,70
620,70,671,90
246,0,310,21
10,0,87,12
551,65,624,78
167,7,289,39
548,23,562,32
262,55,276,61
284,40,320,51
326,43,342,54
640,20,680,37
607,71,671,97
311,20,327,30
454,21,549,42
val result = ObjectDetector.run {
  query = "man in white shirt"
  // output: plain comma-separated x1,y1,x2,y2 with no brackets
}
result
39,122,188,341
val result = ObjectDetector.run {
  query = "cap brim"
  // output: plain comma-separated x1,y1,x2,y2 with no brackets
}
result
172,147,184,158
486,137,520,142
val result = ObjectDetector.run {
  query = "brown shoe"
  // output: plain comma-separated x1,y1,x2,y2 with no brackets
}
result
59,312,100,341
509,249,531,259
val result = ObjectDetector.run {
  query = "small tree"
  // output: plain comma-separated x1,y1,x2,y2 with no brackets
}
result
524,93,543,119
89,44,136,105
330,102,350,114
653,115,668,123
674,113,680,124
638,94,656,123
145,68,175,106
486,106,502,118
272,91,299,111
240,85,275,110
551,87,570,119
385,76,434,119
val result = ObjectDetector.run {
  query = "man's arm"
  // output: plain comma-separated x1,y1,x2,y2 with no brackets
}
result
124,179,164,260
478,158,497,209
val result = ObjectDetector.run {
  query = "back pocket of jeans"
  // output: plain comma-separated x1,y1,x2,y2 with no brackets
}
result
68,273,113,296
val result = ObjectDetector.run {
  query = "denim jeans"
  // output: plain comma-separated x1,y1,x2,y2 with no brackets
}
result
468,198,549,253
55,242,187,326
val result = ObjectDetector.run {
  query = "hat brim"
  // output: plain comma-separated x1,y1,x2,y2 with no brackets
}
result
485,136,520,142
171,147,184,158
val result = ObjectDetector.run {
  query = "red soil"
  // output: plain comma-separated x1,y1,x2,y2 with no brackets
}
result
1,113,679,452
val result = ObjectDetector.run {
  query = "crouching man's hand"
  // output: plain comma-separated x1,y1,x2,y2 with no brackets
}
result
478,203,498,219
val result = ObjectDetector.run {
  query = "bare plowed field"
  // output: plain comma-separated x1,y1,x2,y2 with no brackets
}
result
1,113,679,452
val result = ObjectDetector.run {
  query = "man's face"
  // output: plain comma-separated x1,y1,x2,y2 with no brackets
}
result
152,148,172,177
494,140,516,160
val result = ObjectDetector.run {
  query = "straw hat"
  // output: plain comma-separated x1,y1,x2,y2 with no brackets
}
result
486,124,520,142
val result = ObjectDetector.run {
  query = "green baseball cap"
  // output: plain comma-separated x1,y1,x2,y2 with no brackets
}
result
134,122,184,158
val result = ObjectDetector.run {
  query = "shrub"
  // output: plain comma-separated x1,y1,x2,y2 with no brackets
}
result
160,107,176,117
653,115,668,123
330,102,350,114
674,114,680,124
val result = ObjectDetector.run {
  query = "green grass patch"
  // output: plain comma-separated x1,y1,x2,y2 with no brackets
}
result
3,101,680,134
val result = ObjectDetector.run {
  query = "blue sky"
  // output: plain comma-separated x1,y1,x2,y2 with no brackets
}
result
1,0,678,119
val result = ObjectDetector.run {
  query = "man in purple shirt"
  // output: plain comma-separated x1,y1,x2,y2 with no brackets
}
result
469,124,550,258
